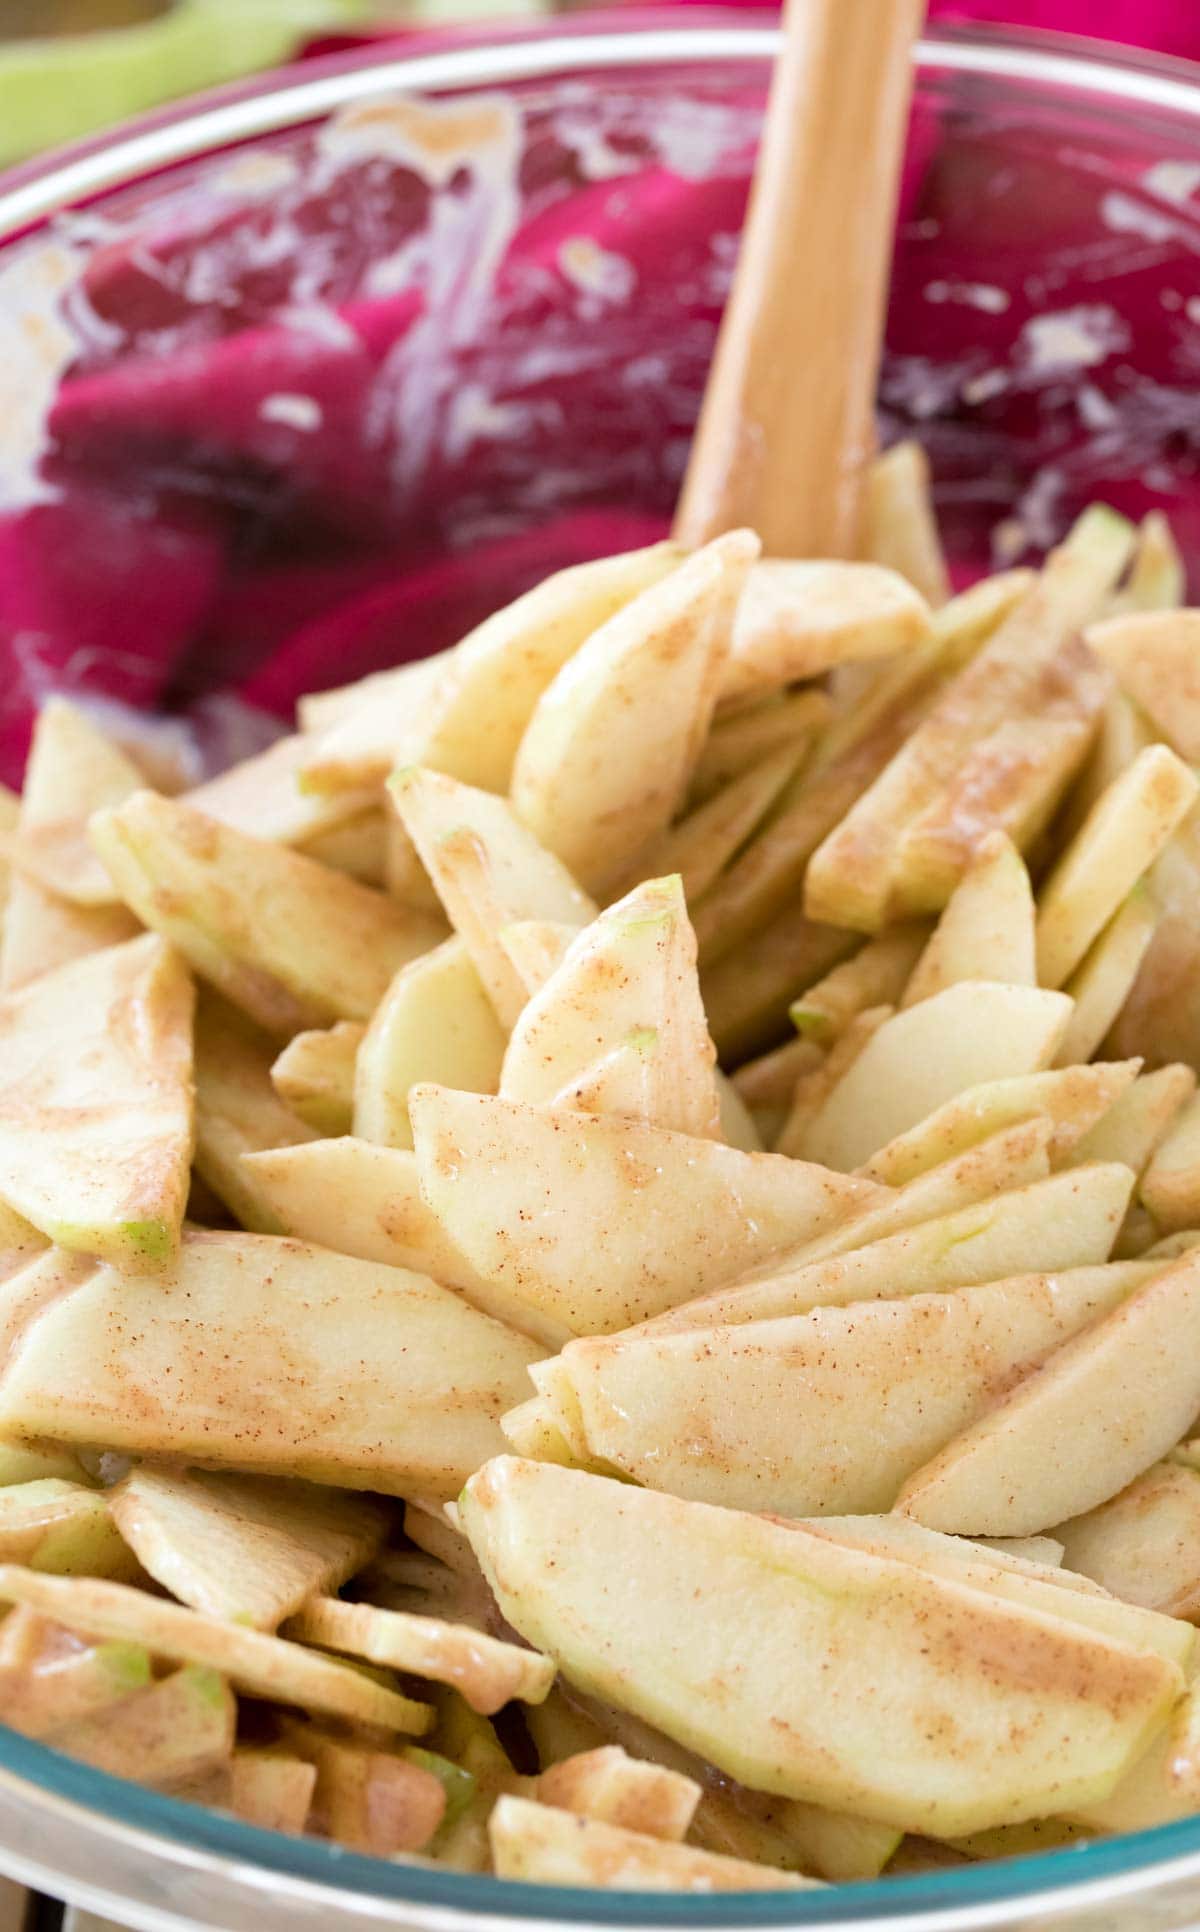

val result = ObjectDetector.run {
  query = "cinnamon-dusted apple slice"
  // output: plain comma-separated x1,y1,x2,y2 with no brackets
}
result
409,1084,879,1334
108,1467,389,1631
91,791,444,1034
489,1795,814,1891
0,933,192,1265
0,1231,541,1499
512,533,758,895
461,1459,1182,1836
285,1596,553,1714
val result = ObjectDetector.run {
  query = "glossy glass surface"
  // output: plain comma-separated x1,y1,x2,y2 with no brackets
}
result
1,19,1200,1929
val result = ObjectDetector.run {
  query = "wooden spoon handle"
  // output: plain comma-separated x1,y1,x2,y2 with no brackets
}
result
674,0,926,559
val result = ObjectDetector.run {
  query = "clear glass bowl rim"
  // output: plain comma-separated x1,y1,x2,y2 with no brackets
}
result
3,14,1200,1926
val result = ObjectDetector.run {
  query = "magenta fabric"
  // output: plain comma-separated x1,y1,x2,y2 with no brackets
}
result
927,1,1200,62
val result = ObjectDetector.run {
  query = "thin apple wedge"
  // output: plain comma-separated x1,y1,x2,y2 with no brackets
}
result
61,1662,235,1789
862,1061,1140,1185
409,1085,880,1334
511,533,757,895
1068,1680,1200,1833
0,933,192,1265
1,700,139,992
722,559,931,701
1035,745,1197,990
501,876,720,1139
1066,1065,1194,1178
1115,510,1186,615
0,1480,131,1578
496,921,578,998
1056,1463,1200,1620
270,1022,362,1136
805,506,1132,931
239,1138,567,1347
192,994,317,1233
409,542,682,795
284,1596,553,1714
639,1166,1138,1332
108,1467,389,1630
552,1254,1140,1515
184,733,375,845
864,440,951,607
798,1515,1192,1670
462,1459,1182,1835
1141,1092,1200,1234
1054,889,1159,1066
0,1231,541,1498
791,1116,1054,1266
90,791,444,1035
0,1568,429,1734
300,809,388,889
798,982,1073,1172
295,655,447,796
897,1248,1200,1534
1086,609,1200,762
390,769,594,1028
688,688,829,804
536,1746,700,1842
354,938,506,1151
789,926,927,1044
489,1795,813,1891
628,747,801,906
700,905,856,1061
902,834,1036,1006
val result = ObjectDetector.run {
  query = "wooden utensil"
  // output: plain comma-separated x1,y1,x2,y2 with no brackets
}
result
675,0,927,559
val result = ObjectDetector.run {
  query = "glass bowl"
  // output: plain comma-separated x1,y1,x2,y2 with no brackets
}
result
2,15,1200,1929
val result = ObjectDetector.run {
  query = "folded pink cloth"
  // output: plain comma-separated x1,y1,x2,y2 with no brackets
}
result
0,4,1196,787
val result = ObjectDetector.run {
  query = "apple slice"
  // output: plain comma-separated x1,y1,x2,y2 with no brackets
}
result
1067,1064,1194,1178
270,1022,362,1136
225,1750,316,1835
897,1247,1200,1534
0,1230,541,1498
184,733,374,845
1054,889,1158,1066
699,905,856,1061
192,994,317,1234
1056,1463,1200,1620
282,1721,449,1854
535,1746,700,1843
1086,609,1200,762
489,1794,811,1890
792,1116,1054,1267
0,1480,130,1578
60,1663,235,1789
805,507,1131,931
284,1596,553,1713
108,1467,389,1631
0,1619,151,1737
502,877,720,1139
902,833,1035,1006
789,926,927,1044
723,559,930,702
0,933,192,1265
409,1085,879,1334
1035,745,1197,990
862,1060,1139,1185
512,533,757,895
294,656,450,797
91,791,444,1034
1068,1680,1200,1833
799,982,1073,1173
1,700,139,992
553,1254,1140,1516
639,1166,1139,1332
390,769,594,1028
1141,1092,1200,1233
354,938,506,1151
462,1458,1181,1835
239,1138,567,1348
300,810,388,889
411,542,682,795
0,1568,429,1734
865,440,951,606
688,688,829,804
627,747,801,906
